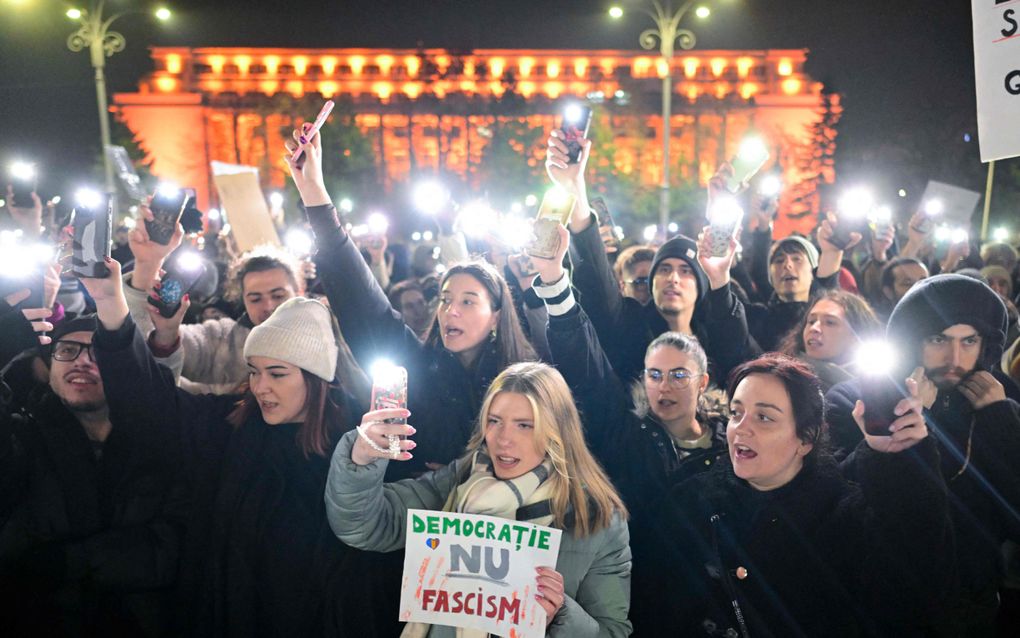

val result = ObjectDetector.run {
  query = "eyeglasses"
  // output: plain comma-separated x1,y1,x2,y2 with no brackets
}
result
52,340,95,362
643,367,701,388
624,276,650,288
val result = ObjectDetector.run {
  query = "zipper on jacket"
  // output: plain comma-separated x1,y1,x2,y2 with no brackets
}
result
710,513,752,638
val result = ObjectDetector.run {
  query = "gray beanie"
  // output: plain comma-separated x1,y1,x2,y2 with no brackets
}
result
767,235,820,284
243,297,338,382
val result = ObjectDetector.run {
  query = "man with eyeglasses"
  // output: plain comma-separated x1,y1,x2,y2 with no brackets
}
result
0,314,187,635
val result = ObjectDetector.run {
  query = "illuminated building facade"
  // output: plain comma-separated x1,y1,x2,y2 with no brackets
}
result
115,47,835,236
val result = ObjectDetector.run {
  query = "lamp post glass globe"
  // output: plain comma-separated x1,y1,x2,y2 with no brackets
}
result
66,8,83,19
608,6,624,19
155,7,172,21
695,6,711,19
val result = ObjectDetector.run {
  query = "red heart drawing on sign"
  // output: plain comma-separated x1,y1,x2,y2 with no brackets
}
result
425,538,440,550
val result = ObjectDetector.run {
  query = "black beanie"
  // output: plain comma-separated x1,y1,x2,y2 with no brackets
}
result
45,314,99,360
887,274,1007,371
649,235,710,304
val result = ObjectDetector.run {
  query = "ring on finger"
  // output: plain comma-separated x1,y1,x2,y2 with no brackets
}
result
388,435,401,459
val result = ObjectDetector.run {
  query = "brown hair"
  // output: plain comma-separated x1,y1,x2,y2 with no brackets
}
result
613,245,655,283
425,260,537,368
778,289,881,363
225,246,303,302
451,362,627,536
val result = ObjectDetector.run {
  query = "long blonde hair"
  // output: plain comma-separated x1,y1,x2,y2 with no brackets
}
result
452,362,627,537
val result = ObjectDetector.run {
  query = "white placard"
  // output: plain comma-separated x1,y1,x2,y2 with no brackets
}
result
918,181,982,225
972,0,1020,161
400,509,563,638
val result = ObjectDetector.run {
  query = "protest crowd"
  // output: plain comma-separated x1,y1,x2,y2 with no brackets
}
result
3,112,1020,638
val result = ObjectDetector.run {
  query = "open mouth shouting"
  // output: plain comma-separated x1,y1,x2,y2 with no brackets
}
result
733,443,758,461
493,454,520,472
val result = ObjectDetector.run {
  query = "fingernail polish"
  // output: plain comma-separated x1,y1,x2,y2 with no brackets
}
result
299,136,308,145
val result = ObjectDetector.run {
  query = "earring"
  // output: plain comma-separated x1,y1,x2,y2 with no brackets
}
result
490,327,497,340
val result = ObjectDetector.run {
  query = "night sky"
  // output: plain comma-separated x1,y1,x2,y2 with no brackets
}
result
0,0,993,217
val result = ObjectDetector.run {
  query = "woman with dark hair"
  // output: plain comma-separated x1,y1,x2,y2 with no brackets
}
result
79,259,365,637
648,353,955,637
778,289,882,391
284,125,537,480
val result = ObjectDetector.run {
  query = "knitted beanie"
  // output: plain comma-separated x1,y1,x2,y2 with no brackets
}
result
887,274,1007,371
767,235,820,285
649,235,710,303
243,297,338,381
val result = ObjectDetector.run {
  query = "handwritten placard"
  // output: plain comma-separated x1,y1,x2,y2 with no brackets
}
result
972,0,1020,161
400,509,562,638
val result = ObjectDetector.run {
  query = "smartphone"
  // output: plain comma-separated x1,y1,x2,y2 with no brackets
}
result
828,213,864,250
707,197,744,258
726,138,770,193
7,162,37,209
147,254,205,318
146,185,188,245
70,192,113,278
590,196,621,246
859,372,906,437
371,364,408,426
560,105,592,164
527,189,576,260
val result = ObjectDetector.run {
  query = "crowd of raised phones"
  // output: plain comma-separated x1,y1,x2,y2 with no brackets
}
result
1,122,1019,638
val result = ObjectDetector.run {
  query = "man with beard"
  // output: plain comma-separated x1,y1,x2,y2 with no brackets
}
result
825,274,1020,636
0,315,188,637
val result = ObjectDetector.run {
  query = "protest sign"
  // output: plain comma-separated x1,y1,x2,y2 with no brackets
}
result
972,0,1020,161
400,509,563,638
211,163,280,252
918,181,982,226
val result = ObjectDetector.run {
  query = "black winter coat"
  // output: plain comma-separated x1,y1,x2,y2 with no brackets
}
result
544,299,729,637
308,204,512,480
0,364,188,637
94,316,360,637
567,215,759,385
649,441,955,637
827,379,1020,604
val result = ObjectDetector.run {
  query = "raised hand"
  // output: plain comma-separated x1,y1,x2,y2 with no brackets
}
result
696,225,738,291
283,123,330,207
528,224,570,286
854,377,928,454
351,408,416,465
129,199,184,290
77,257,130,331
3,290,54,345
145,287,192,350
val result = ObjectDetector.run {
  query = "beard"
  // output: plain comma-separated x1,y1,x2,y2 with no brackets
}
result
60,396,108,414
925,365,971,390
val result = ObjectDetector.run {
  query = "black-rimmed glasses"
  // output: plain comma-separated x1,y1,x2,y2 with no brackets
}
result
52,340,95,362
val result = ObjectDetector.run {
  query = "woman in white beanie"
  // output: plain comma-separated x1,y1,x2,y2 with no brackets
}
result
284,124,537,482
78,258,369,637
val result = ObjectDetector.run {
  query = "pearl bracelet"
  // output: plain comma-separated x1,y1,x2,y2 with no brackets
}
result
357,423,401,458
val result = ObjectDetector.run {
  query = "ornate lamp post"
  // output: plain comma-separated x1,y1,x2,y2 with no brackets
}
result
65,2,171,198
611,2,711,235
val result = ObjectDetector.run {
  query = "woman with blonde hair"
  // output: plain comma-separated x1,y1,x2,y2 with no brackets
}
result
325,361,632,637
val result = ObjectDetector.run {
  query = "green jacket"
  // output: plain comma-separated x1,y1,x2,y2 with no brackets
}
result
325,431,633,637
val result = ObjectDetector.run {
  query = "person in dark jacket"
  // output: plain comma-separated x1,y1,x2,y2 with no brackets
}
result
285,124,537,480
0,305,188,638
651,353,954,637
79,258,366,637
544,131,759,385
530,226,729,636
826,273,1020,635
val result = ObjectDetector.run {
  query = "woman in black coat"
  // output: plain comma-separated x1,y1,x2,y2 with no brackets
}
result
284,125,537,481
649,353,955,637
81,260,365,637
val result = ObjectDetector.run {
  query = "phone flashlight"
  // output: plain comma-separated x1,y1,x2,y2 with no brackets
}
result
284,228,314,257
9,161,35,181
951,228,969,245
759,175,782,198
855,339,905,436
76,188,103,210
413,180,448,216
923,199,944,217
934,225,951,243
156,182,181,199
367,212,390,236
457,201,499,239
838,188,874,221
564,104,584,125
500,215,533,251
707,196,744,258
993,227,1010,243
643,225,658,242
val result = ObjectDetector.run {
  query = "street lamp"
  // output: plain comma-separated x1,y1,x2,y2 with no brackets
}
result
65,2,171,203
610,2,712,234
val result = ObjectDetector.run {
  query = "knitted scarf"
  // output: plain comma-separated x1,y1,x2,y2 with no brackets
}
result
401,450,555,638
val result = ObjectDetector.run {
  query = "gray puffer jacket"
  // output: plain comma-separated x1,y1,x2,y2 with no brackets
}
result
324,430,633,637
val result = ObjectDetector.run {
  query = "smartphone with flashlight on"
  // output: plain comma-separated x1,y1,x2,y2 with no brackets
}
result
527,188,576,260
855,340,907,436
8,162,37,209
147,252,206,318
70,190,113,278
560,104,592,164
706,196,744,258
371,363,408,430
726,137,770,193
146,184,188,245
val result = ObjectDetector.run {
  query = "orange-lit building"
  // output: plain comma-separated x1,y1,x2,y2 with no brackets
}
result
115,46,834,235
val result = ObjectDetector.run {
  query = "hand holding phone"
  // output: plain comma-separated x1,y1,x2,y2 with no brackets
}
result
725,138,770,193
147,252,205,318
560,105,592,164
527,188,576,260
146,184,188,246
370,362,409,456
7,162,37,209
70,190,112,278
706,196,744,258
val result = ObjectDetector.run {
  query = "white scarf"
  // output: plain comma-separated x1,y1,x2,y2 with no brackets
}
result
401,450,555,638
